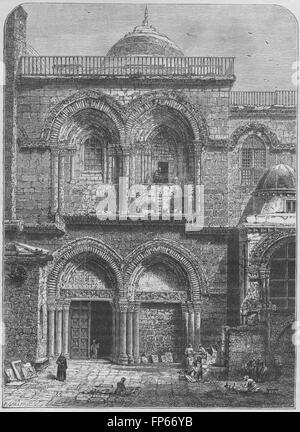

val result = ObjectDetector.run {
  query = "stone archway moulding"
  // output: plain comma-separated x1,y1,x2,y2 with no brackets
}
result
124,90,208,145
47,237,123,297
230,122,280,151
41,89,126,145
123,238,207,302
248,229,296,276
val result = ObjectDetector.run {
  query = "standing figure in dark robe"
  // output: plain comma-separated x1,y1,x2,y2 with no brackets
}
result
56,353,67,382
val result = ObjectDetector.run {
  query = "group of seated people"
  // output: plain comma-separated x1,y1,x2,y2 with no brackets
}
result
182,343,209,381
243,358,269,383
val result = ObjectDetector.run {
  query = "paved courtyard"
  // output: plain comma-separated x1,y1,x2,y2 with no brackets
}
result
2,360,295,409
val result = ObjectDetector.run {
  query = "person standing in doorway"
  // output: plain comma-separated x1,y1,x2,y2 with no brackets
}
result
56,353,67,382
90,339,100,359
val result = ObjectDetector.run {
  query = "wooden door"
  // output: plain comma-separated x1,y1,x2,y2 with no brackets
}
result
70,301,91,359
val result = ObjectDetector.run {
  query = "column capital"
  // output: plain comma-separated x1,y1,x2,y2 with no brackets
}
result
118,300,128,313
181,303,189,314
128,302,136,313
48,299,57,311
187,301,195,313
62,300,71,310
193,303,201,313
134,301,141,312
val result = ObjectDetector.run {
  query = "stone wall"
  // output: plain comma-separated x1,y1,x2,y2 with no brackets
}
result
4,262,43,363
11,227,228,348
227,114,296,226
16,150,51,221
139,303,184,359
226,325,268,378
4,6,27,219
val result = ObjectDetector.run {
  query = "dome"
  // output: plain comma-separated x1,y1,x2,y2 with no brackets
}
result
256,164,296,192
106,7,184,57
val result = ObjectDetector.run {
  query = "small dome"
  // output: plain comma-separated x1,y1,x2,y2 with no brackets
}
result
256,164,296,192
106,6,184,57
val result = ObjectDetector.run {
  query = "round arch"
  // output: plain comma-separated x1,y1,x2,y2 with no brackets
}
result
124,90,208,146
123,238,206,302
248,229,296,274
47,237,123,297
41,89,126,146
229,122,280,151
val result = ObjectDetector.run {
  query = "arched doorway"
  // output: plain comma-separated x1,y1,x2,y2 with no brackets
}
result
46,238,123,361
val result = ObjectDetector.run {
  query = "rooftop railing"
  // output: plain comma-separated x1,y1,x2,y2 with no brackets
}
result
230,90,296,107
19,56,235,77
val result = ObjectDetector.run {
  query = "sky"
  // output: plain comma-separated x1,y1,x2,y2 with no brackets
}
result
23,3,298,90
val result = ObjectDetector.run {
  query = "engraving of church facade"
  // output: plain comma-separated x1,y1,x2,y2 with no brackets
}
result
2,3,297,408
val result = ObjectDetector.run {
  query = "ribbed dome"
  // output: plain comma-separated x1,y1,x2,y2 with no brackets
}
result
256,164,296,192
106,7,184,57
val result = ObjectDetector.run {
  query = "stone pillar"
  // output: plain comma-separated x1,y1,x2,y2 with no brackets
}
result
193,141,203,186
48,303,56,357
133,302,140,363
62,302,70,357
118,301,128,364
51,149,59,216
182,303,189,346
188,303,195,348
58,151,65,214
126,303,135,364
55,305,63,355
122,151,130,179
194,303,201,348
111,302,116,361
114,303,119,362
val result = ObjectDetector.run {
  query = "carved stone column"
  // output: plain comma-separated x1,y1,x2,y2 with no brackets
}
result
58,150,65,214
48,301,56,357
118,301,128,364
181,303,189,346
114,303,119,362
193,141,203,186
126,303,135,364
62,302,70,357
194,303,201,348
51,149,59,216
55,304,63,355
122,151,130,178
188,302,195,347
133,302,140,363
111,302,116,361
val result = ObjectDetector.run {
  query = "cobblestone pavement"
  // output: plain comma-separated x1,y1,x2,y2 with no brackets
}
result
2,360,295,409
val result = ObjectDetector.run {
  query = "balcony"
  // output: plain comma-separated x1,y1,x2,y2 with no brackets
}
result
230,90,296,107
18,56,235,79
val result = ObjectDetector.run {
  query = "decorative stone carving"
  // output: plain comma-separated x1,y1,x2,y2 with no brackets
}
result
41,89,126,146
124,238,206,302
240,280,261,325
60,289,114,299
229,122,280,151
134,291,187,302
125,90,208,145
47,237,123,296
249,229,295,265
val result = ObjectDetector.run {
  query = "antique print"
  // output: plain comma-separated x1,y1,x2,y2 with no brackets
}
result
1,2,298,410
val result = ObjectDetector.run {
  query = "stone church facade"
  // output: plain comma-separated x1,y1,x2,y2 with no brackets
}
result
4,6,296,375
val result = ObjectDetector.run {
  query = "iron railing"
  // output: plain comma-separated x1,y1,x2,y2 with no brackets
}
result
230,90,296,107
19,56,235,77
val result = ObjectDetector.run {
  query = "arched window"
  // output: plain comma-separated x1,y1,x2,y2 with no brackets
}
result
240,135,266,185
269,242,295,311
84,136,103,172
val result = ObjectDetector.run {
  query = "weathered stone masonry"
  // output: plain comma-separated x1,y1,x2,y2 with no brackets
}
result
4,6,296,373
